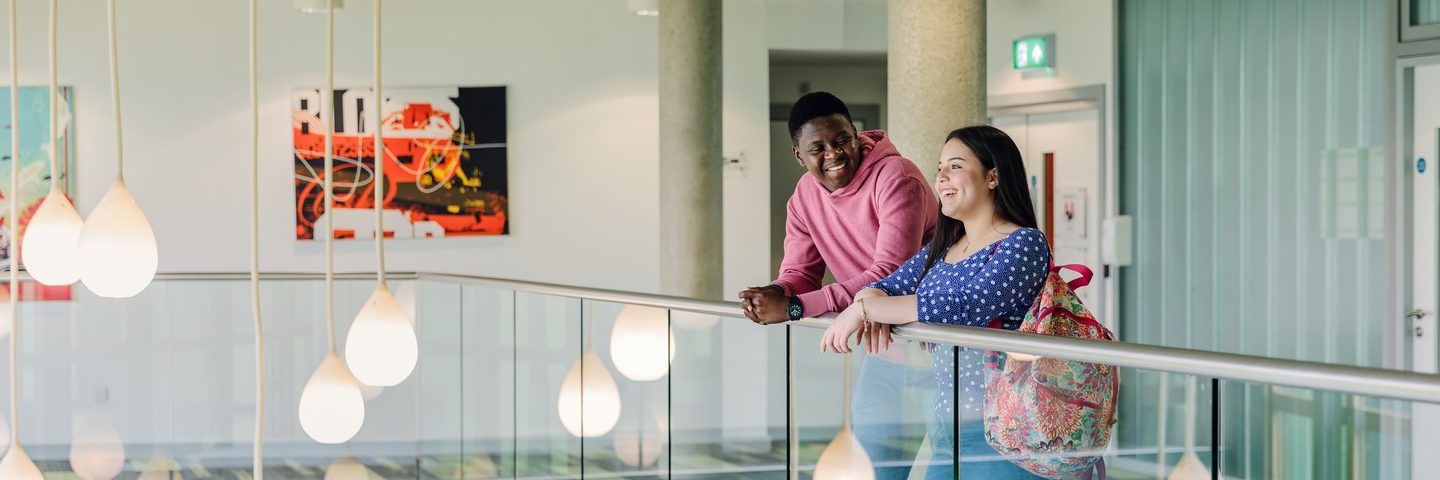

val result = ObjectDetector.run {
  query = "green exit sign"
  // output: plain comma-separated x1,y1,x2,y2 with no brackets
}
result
1013,35,1056,71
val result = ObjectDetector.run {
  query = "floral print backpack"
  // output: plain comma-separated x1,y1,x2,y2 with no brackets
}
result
983,263,1119,479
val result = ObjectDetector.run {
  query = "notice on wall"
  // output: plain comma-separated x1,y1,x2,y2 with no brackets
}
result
1055,186,1087,246
1319,147,1385,240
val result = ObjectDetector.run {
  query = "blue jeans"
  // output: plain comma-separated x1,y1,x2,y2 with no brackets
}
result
850,355,940,480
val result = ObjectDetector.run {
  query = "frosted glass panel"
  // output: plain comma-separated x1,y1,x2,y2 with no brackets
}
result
1119,0,1390,366
1120,0,1393,476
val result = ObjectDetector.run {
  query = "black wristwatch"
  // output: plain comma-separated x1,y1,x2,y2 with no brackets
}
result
787,296,803,321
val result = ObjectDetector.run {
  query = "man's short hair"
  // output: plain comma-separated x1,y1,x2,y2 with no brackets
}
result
787,91,853,145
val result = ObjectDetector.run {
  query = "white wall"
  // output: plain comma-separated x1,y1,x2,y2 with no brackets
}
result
5,0,667,295
766,0,887,52
0,0,711,452
987,0,1115,97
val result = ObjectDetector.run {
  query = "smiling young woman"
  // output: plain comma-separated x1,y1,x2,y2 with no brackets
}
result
822,125,1050,479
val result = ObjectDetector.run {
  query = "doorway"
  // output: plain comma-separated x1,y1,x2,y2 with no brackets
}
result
1402,55,1440,479
990,87,1111,326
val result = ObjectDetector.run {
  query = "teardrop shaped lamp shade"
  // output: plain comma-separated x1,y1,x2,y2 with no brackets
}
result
556,350,621,437
298,351,366,444
78,179,157,298
0,445,45,480
69,412,126,480
345,283,418,387
609,304,676,381
22,189,84,285
813,425,876,480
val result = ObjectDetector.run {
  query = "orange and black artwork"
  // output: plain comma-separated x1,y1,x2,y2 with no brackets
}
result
292,86,507,240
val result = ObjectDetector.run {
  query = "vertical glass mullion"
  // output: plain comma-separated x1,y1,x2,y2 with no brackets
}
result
787,324,797,480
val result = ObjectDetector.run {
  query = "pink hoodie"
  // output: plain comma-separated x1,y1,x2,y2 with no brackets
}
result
772,130,938,317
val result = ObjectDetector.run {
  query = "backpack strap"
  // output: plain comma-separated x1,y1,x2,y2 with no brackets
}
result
1055,264,1094,291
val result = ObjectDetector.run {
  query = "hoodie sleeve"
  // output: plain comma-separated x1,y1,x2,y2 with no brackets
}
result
794,173,935,317
771,197,826,298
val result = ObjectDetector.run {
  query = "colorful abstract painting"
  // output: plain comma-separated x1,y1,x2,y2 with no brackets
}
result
0,86,75,301
292,86,508,240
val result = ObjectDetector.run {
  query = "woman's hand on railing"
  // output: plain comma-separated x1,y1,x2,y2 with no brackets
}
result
821,302,866,353
857,320,893,354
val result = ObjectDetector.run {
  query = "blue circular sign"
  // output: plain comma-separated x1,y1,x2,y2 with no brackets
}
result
1421,158,1428,174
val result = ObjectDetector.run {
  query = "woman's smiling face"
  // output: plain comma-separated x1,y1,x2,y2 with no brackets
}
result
935,138,997,220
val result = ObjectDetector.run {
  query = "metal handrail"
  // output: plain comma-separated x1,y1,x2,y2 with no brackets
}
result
421,273,1440,404
127,271,1440,404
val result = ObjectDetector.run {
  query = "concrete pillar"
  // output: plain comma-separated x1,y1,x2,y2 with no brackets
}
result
658,0,722,300
888,0,986,180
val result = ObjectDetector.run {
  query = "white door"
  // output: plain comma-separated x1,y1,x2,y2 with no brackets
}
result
993,109,1107,321
1410,60,1440,479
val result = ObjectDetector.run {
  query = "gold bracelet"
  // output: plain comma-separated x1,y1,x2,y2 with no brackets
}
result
859,298,870,323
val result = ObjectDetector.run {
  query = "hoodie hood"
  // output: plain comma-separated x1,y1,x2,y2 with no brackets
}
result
828,130,905,198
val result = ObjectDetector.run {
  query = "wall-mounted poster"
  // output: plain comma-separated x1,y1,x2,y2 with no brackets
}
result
0,86,75,301
292,86,508,240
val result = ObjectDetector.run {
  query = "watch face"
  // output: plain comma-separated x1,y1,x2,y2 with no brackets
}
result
788,299,803,320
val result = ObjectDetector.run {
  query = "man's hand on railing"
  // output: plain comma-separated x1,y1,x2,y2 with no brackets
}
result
738,284,790,325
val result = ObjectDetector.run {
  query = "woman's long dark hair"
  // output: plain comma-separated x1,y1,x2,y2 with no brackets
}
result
920,125,1039,278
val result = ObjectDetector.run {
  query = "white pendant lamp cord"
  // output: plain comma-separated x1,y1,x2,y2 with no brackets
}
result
372,0,384,283
8,0,22,448
47,0,57,194
249,0,264,477
323,0,335,351
106,0,123,180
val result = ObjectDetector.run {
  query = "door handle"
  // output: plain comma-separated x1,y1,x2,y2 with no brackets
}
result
1409,310,1433,338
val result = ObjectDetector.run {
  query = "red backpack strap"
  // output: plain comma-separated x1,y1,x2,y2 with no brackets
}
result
1055,264,1094,291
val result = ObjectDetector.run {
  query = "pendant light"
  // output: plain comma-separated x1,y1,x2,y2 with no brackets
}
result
247,0,266,476
0,446,42,479
557,350,622,438
297,0,365,445
0,0,43,476
69,411,126,480
76,0,157,299
813,353,875,480
608,304,674,381
344,0,418,388
298,352,365,443
557,306,622,437
613,399,666,467
19,0,81,286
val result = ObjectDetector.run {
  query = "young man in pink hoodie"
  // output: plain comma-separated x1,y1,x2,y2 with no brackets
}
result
738,92,940,478
739,91,937,325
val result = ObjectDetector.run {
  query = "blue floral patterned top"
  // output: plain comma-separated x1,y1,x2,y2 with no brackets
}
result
866,228,1051,419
